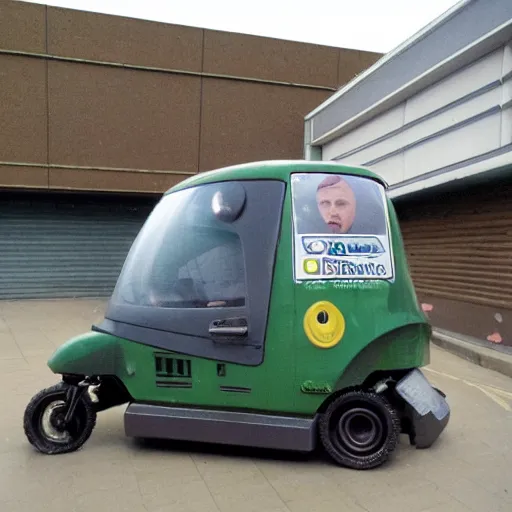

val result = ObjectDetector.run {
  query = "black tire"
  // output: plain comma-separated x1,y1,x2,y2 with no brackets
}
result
23,382,97,455
319,389,400,470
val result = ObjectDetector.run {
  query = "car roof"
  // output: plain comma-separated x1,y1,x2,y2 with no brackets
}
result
165,160,387,195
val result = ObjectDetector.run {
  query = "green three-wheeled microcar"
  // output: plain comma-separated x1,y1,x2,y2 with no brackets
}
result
23,160,450,470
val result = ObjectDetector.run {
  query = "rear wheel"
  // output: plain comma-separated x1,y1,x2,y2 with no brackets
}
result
319,390,400,470
23,382,96,455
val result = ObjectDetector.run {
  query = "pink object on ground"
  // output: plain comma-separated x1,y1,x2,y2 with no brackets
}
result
486,332,503,344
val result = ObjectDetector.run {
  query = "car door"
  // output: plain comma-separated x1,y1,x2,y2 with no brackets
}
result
99,179,286,367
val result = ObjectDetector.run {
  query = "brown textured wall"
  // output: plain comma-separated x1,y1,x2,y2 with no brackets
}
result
203,31,340,88
0,55,48,164
0,165,49,190
47,61,201,171
0,1,46,53
199,79,330,171
0,1,383,194
49,169,186,193
47,7,204,72
418,294,512,349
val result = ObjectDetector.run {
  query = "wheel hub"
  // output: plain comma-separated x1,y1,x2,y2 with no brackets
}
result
337,407,383,454
50,413,65,429
41,400,71,442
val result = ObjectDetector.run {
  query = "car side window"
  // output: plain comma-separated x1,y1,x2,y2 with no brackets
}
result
174,235,246,308
114,181,248,309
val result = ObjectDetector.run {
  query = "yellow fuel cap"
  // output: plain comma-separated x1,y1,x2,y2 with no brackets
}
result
303,301,345,349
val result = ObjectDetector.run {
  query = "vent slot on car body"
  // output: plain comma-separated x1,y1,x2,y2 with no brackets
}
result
154,353,192,388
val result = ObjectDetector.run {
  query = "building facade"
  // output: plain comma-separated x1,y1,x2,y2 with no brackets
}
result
304,0,512,350
0,0,381,299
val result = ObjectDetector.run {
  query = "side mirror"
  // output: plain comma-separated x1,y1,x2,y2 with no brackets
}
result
211,182,246,223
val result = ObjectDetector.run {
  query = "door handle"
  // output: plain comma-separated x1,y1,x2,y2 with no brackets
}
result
209,317,248,338
209,325,248,336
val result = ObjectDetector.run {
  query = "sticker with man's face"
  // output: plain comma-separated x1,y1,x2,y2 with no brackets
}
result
291,173,394,281
316,175,357,234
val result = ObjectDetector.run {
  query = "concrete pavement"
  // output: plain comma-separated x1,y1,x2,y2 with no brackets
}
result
0,299,511,512
432,327,512,379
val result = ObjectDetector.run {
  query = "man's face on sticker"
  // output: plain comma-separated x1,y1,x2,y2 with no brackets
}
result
316,176,356,234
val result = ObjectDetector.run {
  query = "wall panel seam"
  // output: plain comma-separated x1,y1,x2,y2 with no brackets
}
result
387,142,512,191
197,29,205,172
0,162,196,175
362,105,502,166
0,49,337,92
328,80,502,161
44,5,50,188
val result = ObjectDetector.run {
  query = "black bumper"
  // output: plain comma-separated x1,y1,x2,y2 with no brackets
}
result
395,368,451,449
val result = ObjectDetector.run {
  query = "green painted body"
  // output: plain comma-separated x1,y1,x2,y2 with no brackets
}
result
48,160,430,416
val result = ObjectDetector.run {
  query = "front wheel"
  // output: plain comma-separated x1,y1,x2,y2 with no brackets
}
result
319,390,400,470
23,382,97,455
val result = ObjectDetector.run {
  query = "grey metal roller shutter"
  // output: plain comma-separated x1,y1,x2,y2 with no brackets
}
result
0,192,155,299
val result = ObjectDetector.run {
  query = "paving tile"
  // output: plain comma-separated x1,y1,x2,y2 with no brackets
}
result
325,465,393,500
41,328,84,347
0,332,24,360
419,500,472,512
0,465,76,504
131,449,199,476
198,460,264,487
73,489,147,512
137,474,219,511
69,460,139,496
148,502,220,512
260,463,355,504
356,482,453,512
207,478,289,512
439,477,509,512
285,497,366,512
0,317,10,332
4,368,54,396
0,357,29,374
461,466,512,504
10,328,55,358
1,499,79,512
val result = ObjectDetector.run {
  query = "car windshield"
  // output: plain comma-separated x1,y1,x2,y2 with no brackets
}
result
290,172,394,281
111,182,247,308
